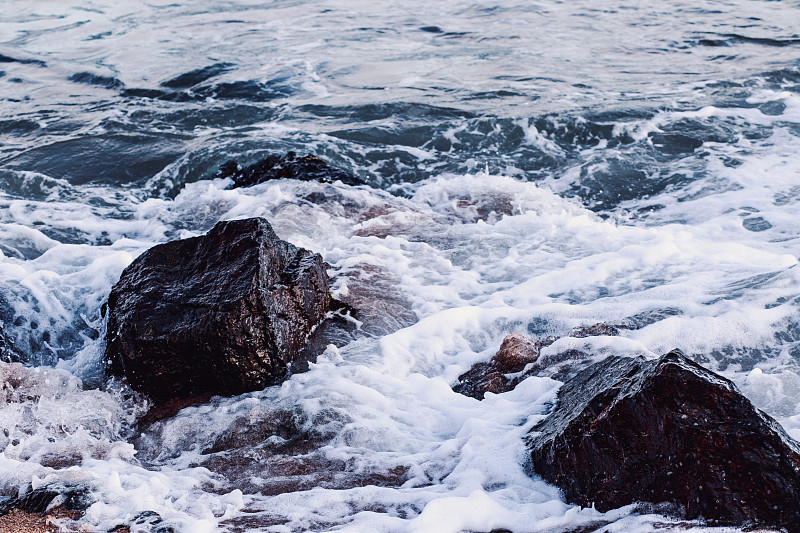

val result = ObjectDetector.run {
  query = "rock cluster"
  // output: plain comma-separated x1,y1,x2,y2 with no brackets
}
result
105,217,331,404
526,350,800,531
453,333,542,399
453,324,618,399
6,147,800,533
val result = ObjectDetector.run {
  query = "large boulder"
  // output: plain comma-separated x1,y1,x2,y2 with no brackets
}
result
526,350,800,531
105,217,331,403
218,151,364,188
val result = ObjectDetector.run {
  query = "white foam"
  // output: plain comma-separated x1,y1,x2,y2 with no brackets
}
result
1,167,798,522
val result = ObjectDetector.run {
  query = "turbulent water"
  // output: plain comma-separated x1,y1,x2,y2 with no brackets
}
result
1,1,800,531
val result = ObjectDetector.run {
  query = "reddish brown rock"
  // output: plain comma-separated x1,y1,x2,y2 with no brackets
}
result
452,333,543,399
453,324,618,399
526,350,800,531
106,217,331,404
492,333,541,369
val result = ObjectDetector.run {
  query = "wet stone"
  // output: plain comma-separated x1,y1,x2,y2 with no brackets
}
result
0,483,94,518
526,350,800,531
453,324,619,399
0,315,8,362
219,151,364,188
109,511,174,533
743,216,772,232
105,217,331,404
452,333,543,400
134,404,409,500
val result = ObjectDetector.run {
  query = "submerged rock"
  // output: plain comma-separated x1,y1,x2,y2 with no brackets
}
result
453,324,618,399
453,333,543,399
219,151,364,188
526,350,800,531
109,510,174,533
0,508,57,533
106,217,330,404
134,401,408,505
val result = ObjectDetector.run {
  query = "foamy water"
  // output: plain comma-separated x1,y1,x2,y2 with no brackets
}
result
2,1,800,531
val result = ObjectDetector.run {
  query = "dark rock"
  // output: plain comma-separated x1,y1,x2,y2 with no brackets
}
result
517,348,597,383
0,292,20,363
613,307,682,330
292,298,361,374
0,314,8,362
160,63,235,89
569,322,618,338
135,393,214,428
134,402,408,500
106,217,331,404
0,483,93,516
743,216,772,232
110,510,175,533
68,71,124,89
218,151,364,188
526,350,800,531
453,324,618,399
323,263,417,336
453,333,543,399
199,407,311,456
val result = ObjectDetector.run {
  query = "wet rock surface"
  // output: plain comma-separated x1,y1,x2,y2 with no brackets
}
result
109,511,175,533
106,217,331,404
134,403,408,511
0,507,89,533
453,333,543,400
453,324,618,399
0,483,94,518
526,350,800,531
291,298,361,374
200,428,408,499
331,265,418,336
0,310,8,362
219,151,364,188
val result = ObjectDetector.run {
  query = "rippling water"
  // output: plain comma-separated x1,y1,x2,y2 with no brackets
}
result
2,1,800,531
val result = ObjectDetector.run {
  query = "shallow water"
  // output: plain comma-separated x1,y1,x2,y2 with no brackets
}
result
1,1,800,531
